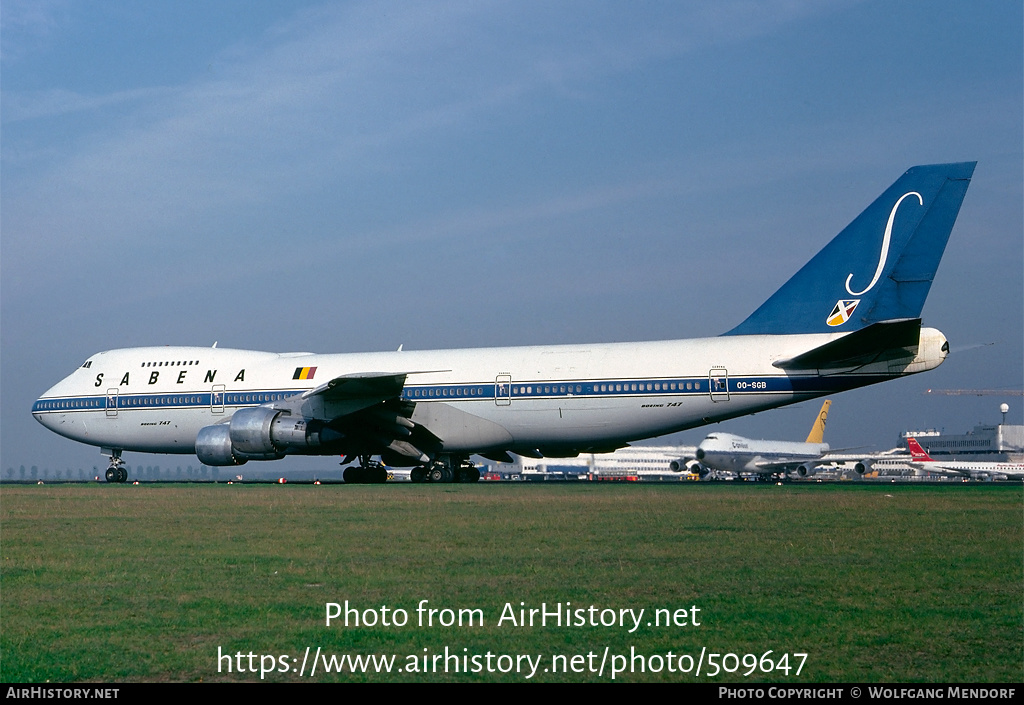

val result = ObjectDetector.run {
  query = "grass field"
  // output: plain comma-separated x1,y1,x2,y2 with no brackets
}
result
1,482,1021,682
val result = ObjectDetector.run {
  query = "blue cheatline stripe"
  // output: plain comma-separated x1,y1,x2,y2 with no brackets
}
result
32,389,307,413
32,374,893,413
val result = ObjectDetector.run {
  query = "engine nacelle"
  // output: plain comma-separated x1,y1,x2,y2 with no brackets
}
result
670,458,700,472
229,406,287,456
853,461,871,476
794,463,816,478
196,408,331,466
670,458,709,477
196,424,247,466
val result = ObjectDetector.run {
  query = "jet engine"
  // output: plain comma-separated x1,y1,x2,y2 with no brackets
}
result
853,460,871,476
670,458,709,478
794,463,816,478
195,424,252,466
195,407,331,466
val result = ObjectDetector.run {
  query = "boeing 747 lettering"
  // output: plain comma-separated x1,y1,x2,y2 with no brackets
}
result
33,163,976,483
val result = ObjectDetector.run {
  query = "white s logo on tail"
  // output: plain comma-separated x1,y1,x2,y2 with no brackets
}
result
845,191,923,296
827,191,924,327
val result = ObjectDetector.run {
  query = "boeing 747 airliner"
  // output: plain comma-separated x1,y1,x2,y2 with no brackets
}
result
695,400,833,480
33,163,976,483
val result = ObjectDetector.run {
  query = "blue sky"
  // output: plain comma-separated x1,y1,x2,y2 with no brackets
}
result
3,0,1021,474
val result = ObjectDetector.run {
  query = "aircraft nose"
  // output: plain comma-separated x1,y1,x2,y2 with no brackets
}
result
33,398,57,430
33,378,71,432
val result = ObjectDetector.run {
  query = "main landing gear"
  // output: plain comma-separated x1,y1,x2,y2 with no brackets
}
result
409,455,480,484
104,450,128,483
342,456,389,484
341,454,481,484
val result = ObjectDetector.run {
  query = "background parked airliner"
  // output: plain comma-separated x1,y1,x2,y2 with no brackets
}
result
694,400,832,480
33,163,975,483
906,437,1024,480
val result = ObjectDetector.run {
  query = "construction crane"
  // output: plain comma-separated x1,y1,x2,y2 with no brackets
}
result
924,389,1023,396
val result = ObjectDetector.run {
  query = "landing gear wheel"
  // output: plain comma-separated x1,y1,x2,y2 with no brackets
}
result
344,457,389,484
104,449,126,483
410,467,426,483
428,466,444,482
454,462,480,483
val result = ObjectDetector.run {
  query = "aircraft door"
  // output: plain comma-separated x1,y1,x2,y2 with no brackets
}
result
211,384,225,414
709,368,730,402
495,374,512,406
105,388,119,417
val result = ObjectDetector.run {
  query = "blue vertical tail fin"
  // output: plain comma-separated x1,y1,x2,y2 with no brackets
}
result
725,162,975,336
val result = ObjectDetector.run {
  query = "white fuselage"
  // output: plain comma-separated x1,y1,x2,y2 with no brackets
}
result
911,460,1024,479
697,432,829,474
32,329,947,460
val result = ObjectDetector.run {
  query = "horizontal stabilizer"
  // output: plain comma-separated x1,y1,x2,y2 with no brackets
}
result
773,318,922,371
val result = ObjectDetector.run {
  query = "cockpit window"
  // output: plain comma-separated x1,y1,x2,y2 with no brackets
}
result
81,361,92,369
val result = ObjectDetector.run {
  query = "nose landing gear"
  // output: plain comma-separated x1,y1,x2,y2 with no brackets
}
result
104,449,128,483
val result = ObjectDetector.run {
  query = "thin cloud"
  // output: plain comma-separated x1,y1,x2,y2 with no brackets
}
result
2,1,839,274
0,0,70,61
2,86,176,123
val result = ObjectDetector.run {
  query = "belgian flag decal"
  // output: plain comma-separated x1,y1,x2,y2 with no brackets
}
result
293,366,317,380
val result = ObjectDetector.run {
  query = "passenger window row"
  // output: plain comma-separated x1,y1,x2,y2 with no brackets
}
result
403,380,704,398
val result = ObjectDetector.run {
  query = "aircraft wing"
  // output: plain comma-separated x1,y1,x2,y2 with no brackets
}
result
302,371,408,407
279,369,446,415
262,371,411,420
269,370,451,464
748,458,822,473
